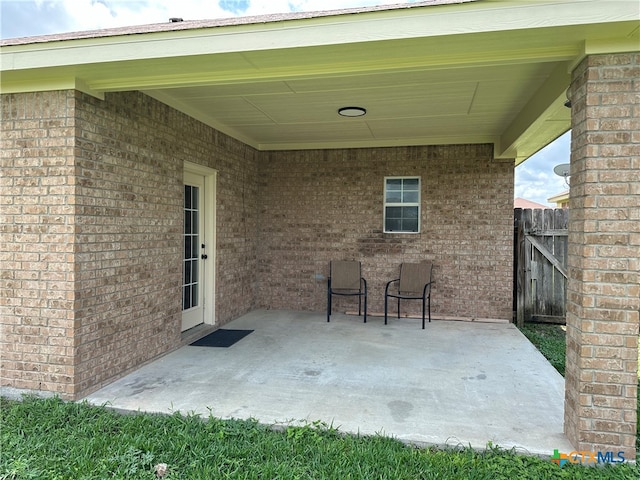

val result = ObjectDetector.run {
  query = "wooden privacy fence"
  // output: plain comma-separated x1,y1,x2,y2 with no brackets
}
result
514,208,569,326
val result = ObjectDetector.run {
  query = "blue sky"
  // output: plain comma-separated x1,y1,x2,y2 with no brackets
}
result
1,0,571,205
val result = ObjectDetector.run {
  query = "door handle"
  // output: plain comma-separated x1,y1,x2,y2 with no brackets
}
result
201,254,208,259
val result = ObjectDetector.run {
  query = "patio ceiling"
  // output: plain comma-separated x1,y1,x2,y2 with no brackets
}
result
1,0,638,163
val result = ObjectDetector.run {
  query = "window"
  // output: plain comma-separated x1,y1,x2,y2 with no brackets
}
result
384,177,420,233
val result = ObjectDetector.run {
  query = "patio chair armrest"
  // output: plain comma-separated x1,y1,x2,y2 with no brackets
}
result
422,281,434,296
385,278,400,295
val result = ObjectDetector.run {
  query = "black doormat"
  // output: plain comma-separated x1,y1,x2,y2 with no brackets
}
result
190,329,253,348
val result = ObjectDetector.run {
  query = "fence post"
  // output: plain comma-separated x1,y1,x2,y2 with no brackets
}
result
515,208,525,327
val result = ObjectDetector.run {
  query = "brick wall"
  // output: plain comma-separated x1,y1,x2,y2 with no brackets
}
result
72,91,260,397
564,53,639,458
214,133,260,323
72,91,184,396
1,91,78,397
258,145,514,321
1,90,260,398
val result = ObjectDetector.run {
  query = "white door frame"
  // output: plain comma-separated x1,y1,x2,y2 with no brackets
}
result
182,161,217,331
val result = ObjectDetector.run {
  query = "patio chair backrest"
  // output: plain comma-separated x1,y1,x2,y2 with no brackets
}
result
330,261,362,291
399,262,432,295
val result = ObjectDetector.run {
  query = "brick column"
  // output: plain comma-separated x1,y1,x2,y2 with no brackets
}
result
564,53,639,458
0,91,78,397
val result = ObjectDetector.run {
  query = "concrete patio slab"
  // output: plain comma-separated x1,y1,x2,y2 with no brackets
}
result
84,310,574,456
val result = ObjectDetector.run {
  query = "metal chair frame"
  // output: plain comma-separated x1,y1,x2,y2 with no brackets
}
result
327,261,367,323
384,262,434,329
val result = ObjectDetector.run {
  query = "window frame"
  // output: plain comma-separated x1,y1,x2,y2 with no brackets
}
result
383,176,421,234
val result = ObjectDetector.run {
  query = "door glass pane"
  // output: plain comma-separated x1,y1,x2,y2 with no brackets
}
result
184,261,190,285
192,187,198,213
184,237,190,260
183,184,200,311
184,210,191,234
192,211,198,234
191,237,199,260
191,283,198,308
183,285,191,311
184,185,191,209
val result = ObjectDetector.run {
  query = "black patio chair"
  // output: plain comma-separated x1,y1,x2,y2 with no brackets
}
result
327,260,367,323
384,262,434,329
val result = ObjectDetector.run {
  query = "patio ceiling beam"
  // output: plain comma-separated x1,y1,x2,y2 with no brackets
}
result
498,32,640,163
0,32,586,96
89,47,580,93
497,62,572,162
0,75,105,99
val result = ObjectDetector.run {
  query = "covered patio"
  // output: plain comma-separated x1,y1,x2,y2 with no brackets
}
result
85,311,573,457
2,0,638,459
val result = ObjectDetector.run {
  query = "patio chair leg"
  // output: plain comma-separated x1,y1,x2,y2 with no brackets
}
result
384,294,388,325
422,297,426,330
363,293,367,323
327,290,331,322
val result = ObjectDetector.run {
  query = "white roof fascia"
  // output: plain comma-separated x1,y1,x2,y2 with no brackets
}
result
1,0,638,73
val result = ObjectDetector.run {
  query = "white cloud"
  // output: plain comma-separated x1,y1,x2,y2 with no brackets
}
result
515,131,571,206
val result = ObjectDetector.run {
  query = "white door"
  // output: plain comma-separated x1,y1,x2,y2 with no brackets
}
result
182,172,208,331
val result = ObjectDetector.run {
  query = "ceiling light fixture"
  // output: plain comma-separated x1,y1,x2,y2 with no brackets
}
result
338,106,366,117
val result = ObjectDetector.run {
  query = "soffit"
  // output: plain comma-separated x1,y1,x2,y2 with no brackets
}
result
1,0,638,162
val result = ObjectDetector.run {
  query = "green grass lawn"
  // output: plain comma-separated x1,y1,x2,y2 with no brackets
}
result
1,323,638,479
519,323,640,453
519,324,567,376
2,395,639,479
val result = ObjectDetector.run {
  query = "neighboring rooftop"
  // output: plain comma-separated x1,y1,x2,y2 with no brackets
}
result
514,198,551,209
548,190,570,208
